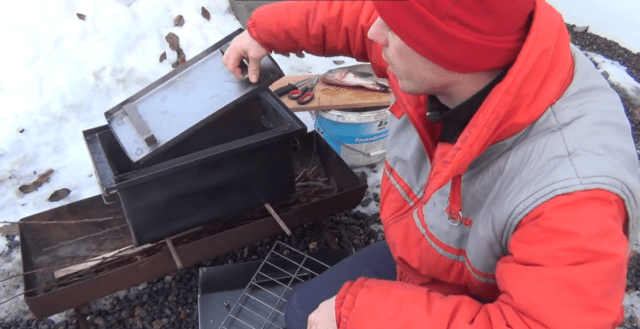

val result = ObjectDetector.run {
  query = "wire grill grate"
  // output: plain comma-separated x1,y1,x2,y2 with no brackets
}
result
219,241,331,329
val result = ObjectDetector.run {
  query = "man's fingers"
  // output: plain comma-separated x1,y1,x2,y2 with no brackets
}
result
307,311,317,329
225,49,248,80
222,31,268,83
247,54,262,83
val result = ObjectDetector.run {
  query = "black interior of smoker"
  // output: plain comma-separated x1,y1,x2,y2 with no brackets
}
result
100,95,283,176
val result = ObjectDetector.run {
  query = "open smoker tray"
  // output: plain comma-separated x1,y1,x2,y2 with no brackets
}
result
104,28,285,165
198,241,354,329
86,89,307,246
20,131,368,319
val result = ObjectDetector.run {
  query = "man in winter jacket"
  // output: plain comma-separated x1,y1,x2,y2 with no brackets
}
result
223,0,640,328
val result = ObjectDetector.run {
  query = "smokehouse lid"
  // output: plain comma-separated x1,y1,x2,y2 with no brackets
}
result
103,28,284,164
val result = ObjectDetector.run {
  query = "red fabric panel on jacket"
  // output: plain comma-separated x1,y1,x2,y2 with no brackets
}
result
495,189,628,328
335,189,628,329
247,1,386,71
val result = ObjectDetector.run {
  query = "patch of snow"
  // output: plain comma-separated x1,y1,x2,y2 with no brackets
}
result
352,161,384,216
0,243,32,322
0,0,245,225
0,235,7,254
584,52,640,106
624,291,640,322
370,223,384,233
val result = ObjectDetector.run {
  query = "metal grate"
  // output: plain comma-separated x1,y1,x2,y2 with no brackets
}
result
219,241,331,329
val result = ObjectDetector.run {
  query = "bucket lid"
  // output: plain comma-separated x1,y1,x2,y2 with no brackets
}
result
104,28,284,164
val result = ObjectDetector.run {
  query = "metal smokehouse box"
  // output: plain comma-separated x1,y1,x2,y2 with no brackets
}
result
83,29,307,246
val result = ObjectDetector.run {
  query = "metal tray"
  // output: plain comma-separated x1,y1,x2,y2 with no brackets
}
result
104,28,285,164
198,241,353,329
20,132,368,319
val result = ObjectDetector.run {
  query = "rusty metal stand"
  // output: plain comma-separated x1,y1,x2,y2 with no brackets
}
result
74,305,90,329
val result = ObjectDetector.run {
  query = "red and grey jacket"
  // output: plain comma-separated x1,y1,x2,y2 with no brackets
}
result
248,1,640,328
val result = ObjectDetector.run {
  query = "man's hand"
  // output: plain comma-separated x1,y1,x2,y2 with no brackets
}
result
307,296,338,329
222,30,269,83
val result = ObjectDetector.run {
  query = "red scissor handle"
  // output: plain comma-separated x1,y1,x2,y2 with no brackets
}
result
297,91,315,105
288,86,308,100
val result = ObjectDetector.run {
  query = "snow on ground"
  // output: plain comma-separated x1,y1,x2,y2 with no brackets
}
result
0,235,7,252
0,0,360,226
626,292,640,321
586,52,640,101
0,0,639,323
547,0,640,53
0,236,29,321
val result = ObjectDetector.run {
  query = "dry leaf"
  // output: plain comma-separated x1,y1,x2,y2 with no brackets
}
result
48,188,71,202
176,47,186,61
165,32,180,51
76,13,86,21
159,51,167,63
19,169,54,194
172,47,187,68
174,15,185,27
201,7,210,21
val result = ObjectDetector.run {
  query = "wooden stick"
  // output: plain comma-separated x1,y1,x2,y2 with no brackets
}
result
53,244,153,279
41,224,128,252
0,216,124,225
294,169,308,182
264,203,292,236
165,238,184,270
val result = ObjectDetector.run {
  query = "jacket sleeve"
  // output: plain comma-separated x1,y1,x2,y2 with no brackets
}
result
246,1,388,76
335,189,629,329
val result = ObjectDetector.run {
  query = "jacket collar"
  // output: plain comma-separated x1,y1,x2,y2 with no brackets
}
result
427,68,509,143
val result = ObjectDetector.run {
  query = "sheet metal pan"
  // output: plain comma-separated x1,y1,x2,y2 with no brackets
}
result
104,28,284,164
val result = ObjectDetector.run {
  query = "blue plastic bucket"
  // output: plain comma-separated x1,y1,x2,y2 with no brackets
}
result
314,107,390,167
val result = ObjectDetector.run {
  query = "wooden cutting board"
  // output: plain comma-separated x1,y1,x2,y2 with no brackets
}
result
269,75,393,112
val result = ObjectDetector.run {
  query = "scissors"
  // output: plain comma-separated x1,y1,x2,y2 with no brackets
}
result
273,77,314,97
288,75,319,105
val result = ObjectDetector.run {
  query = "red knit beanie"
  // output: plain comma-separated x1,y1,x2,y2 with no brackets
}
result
373,0,535,73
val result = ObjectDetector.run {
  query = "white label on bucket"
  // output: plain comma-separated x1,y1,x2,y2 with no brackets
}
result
341,139,387,166
315,109,390,167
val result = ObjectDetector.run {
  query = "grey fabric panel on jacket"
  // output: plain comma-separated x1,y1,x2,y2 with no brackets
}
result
385,44,640,278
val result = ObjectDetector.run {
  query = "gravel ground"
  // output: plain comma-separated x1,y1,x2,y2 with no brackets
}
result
2,24,640,329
